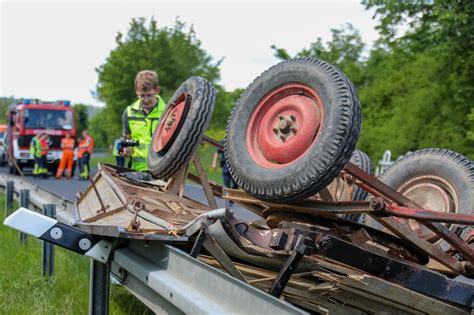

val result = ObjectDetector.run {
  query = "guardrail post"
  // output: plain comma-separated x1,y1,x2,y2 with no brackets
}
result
20,189,30,244
5,181,14,217
89,260,110,315
42,204,56,277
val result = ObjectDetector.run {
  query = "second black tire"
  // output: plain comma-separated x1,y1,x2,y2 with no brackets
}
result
148,77,216,179
344,149,373,222
380,148,474,242
225,58,361,203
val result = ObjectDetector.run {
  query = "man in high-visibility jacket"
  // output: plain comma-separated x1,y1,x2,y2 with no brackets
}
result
38,132,49,177
78,130,94,179
30,131,42,177
56,133,75,179
121,70,165,171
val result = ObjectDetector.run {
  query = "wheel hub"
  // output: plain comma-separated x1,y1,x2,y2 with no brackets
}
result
398,175,458,242
246,84,324,168
273,115,297,142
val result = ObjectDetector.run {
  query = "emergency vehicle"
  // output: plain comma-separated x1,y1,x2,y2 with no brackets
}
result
0,124,7,165
6,99,76,175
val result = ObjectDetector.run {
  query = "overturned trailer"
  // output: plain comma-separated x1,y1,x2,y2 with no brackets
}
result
6,58,474,314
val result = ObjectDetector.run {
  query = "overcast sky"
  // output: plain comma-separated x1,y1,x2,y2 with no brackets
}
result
1,0,378,106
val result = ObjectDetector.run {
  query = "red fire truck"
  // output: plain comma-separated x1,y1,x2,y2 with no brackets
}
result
6,99,76,175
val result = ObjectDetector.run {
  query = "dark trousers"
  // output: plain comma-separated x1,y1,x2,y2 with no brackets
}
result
223,173,238,189
223,172,238,208
79,152,90,178
116,156,125,168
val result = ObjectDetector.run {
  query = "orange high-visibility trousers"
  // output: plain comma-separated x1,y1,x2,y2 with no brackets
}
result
56,150,74,178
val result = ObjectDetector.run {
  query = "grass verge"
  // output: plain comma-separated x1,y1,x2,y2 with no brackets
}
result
0,194,152,315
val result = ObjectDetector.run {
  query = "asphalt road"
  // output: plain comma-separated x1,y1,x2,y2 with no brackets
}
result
0,165,260,222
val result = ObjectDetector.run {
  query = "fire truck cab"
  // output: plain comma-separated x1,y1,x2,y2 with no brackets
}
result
6,99,76,175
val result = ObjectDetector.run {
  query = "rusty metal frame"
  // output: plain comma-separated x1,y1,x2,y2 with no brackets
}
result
345,162,474,271
201,137,474,276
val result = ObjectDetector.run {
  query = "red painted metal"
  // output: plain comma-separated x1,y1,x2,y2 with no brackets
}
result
395,175,457,242
383,203,474,225
345,162,474,267
152,96,187,152
246,84,323,168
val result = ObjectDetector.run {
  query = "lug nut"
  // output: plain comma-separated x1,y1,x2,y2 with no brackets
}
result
290,115,296,121
280,135,286,142
291,127,297,134
273,128,279,134
279,115,285,120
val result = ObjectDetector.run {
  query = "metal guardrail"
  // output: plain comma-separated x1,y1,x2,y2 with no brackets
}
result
0,173,77,225
1,174,306,315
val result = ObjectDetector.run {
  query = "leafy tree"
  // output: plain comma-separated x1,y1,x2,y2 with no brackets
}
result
271,4,473,160
89,109,111,148
0,97,15,124
271,24,366,86
73,104,89,137
208,86,243,133
95,17,222,146
359,0,474,159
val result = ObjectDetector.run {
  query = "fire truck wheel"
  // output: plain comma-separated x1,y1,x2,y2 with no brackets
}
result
380,148,474,243
148,77,216,179
344,149,373,222
225,57,361,203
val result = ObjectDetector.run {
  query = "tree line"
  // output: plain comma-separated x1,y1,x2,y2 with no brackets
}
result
88,2,473,161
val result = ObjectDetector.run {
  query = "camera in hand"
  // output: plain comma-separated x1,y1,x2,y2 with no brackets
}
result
117,138,139,154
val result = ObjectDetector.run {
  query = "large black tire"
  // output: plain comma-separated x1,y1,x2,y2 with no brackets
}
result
148,77,216,179
344,149,373,222
380,148,474,242
225,58,361,203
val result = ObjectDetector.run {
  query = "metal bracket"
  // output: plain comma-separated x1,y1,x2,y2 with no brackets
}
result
188,220,248,284
269,234,315,298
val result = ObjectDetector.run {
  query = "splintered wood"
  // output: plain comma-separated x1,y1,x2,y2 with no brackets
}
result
75,164,210,232
198,256,468,315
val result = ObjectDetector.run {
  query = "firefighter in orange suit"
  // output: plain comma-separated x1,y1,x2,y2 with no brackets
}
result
78,130,94,179
56,133,75,179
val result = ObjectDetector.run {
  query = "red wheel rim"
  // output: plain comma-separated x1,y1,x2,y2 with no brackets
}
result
246,83,323,169
152,95,187,152
397,175,458,243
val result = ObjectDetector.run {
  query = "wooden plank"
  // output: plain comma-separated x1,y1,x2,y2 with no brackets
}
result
307,282,336,293
81,206,124,223
165,164,189,196
192,155,218,209
99,168,128,204
338,284,423,314
341,275,469,315
331,289,412,315
91,210,161,229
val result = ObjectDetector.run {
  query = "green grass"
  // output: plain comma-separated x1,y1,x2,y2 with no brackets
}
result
90,150,116,169
0,195,152,315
